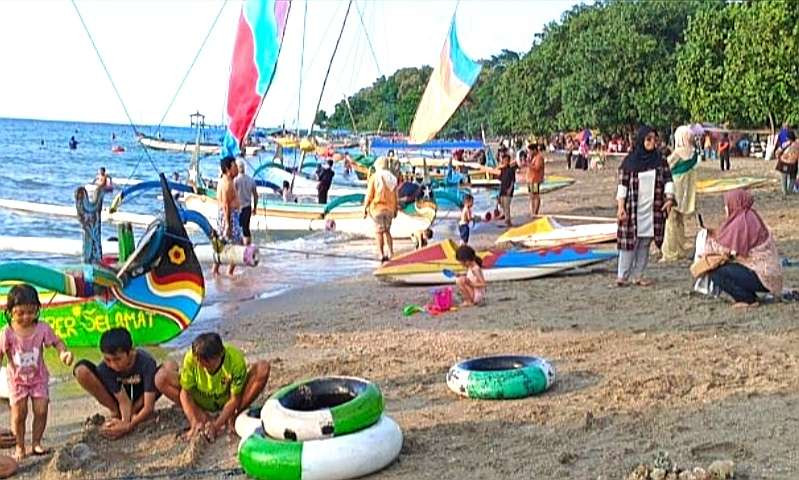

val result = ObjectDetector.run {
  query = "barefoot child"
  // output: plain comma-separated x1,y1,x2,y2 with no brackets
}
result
458,194,474,245
454,245,486,307
73,328,159,440
0,284,73,460
155,332,270,442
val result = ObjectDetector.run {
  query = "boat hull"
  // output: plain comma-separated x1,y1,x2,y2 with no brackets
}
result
0,284,194,347
374,239,615,285
138,135,263,156
182,193,436,239
497,217,616,248
376,259,609,285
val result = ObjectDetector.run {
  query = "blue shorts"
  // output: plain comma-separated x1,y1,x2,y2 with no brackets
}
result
458,224,470,243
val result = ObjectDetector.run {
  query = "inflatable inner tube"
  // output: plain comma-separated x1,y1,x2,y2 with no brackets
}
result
262,376,383,441
446,355,555,400
239,415,402,480
235,405,263,439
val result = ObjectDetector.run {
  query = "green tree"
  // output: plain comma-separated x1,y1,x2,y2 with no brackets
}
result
675,2,730,123
721,0,799,129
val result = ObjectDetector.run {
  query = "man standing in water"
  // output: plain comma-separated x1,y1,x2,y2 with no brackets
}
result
213,156,241,276
364,157,398,262
317,159,335,204
234,158,258,246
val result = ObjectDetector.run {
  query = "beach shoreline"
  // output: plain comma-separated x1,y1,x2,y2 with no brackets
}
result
5,155,799,479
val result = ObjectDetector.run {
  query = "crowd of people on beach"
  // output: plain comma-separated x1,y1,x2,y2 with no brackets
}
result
615,123,795,310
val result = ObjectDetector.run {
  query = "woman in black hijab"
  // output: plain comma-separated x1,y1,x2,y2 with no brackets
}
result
615,126,676,286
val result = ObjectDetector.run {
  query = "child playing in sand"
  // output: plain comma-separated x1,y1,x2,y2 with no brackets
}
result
411,228,434,250
458,194,474,245
0,284,73,460
154,332,270,441
73,328,159,440
455,245,486,307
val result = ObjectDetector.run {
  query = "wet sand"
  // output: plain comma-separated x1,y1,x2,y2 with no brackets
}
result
4,155,799,479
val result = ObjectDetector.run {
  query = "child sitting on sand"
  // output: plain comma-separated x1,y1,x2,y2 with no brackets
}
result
411,228,433,250
0,284,73,460
459,194,474,245
155,332,270,441
73,327,159,440
455,245,486,307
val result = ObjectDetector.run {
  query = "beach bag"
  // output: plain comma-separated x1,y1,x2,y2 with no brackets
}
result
690,253,729,278
426,287,454,315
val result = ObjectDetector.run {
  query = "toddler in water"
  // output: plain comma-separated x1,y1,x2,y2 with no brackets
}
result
458,194,474,245
0,284,72,460
455,245,486,307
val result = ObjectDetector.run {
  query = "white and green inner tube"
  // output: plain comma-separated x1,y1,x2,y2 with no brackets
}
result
239,415,402,480
446,355,555,400
261,376,384,441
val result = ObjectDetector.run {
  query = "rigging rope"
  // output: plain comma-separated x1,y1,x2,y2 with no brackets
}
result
308,0,353,137
295,0,308,136
70,0,159,174
355,0,383,78
154,0,229,136
290,0,353,190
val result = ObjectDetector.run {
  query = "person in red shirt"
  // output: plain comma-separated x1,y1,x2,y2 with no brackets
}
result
718,133,731,171
527,144,546,216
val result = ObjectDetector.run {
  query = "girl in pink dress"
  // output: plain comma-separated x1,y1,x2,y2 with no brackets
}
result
1,284,72,460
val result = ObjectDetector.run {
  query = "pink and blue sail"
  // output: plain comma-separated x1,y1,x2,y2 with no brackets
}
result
408,16,482,144
221,0,291,158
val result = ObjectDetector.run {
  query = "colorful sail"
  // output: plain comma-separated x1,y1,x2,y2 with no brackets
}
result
221,0,291,158
408,17,481,144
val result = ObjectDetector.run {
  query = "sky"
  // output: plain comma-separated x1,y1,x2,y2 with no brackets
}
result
0,0,576,130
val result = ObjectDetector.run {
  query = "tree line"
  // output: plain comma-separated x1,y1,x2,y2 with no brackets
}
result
321,0,799,137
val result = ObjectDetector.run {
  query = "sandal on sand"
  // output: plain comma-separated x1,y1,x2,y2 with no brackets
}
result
32,445,51,456
615,280,630,287
634,278,654,287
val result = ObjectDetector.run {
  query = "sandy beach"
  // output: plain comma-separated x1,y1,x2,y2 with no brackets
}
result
4,154,799,479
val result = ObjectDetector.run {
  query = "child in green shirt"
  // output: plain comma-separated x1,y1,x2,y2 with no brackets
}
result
155,333,270,441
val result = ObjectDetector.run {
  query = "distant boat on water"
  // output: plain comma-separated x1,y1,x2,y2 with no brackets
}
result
137,133,263,156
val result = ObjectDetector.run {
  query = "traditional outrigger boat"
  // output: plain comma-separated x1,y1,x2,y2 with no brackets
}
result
0,174,204,347
182,190,437,239
374,239,615,285
137,133,264,157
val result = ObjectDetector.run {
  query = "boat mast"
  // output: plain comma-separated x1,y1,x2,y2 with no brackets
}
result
189,111,206,189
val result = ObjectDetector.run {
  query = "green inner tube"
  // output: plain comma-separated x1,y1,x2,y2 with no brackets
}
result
239,428,302,480
269,376,384,439
447,355,554,400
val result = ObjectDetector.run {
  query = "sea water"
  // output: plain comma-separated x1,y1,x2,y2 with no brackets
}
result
0,117,377,348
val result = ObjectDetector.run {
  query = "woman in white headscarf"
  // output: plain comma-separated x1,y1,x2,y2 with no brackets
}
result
661,125,699,262
364,157,398,261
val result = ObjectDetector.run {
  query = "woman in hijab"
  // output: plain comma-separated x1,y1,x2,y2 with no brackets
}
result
661,125,699,262
616,126,676,286
702,189,783,308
